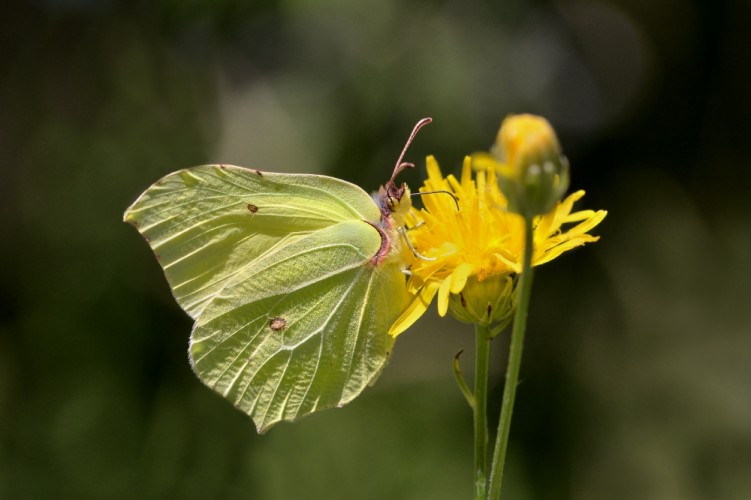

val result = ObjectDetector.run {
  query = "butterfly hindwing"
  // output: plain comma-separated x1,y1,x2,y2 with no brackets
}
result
190,220,410,432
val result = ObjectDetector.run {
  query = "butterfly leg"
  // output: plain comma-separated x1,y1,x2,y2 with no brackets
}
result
397,227,435,261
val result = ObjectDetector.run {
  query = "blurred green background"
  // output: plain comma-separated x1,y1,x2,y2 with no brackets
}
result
2,0,749,498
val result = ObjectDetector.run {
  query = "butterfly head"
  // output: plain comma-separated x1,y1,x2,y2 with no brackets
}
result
376,178,413,228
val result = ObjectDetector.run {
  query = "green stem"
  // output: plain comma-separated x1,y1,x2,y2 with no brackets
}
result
473,323,491,499
453,350,476,408
487,216,535,500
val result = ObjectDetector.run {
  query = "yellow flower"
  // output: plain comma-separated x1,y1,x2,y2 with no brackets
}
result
389,156,606,336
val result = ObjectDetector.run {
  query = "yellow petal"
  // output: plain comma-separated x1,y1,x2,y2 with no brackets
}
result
437,276,453,317
493,251,522,274
450,262,474,293
535,211,556,239
563,209,596,223
470,152,500,172
534,236,600,266
566,210,608,237
389,282,440,337
426,155,443,181
460,156,473,185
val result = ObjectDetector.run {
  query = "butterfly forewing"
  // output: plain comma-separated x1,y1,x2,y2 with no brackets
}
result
124,165,381,319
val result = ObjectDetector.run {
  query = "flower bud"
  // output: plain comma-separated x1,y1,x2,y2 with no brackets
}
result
492,114,569,217
448,275,516,328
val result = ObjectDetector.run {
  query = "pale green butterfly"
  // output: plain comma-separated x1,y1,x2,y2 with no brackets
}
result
124,118,431,432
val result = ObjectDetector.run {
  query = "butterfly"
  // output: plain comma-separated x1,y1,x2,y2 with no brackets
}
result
123,118,431,432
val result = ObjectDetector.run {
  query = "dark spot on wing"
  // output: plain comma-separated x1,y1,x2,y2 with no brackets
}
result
269,317,287,332
247,203,258,213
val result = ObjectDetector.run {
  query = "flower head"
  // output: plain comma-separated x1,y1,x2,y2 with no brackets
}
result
474,114,570,217
389,156,606,336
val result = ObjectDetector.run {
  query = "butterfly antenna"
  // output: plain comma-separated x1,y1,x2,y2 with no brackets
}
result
411,190,460,210
389,117,433,184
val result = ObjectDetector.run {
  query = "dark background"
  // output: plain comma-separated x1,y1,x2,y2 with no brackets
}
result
2,0,750,499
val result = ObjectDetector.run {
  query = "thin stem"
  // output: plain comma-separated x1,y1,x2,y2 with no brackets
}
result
488,216,535,500
453,350,476,409
473,323,492,499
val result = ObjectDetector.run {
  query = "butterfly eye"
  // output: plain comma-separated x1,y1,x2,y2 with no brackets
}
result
386,195,399,211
